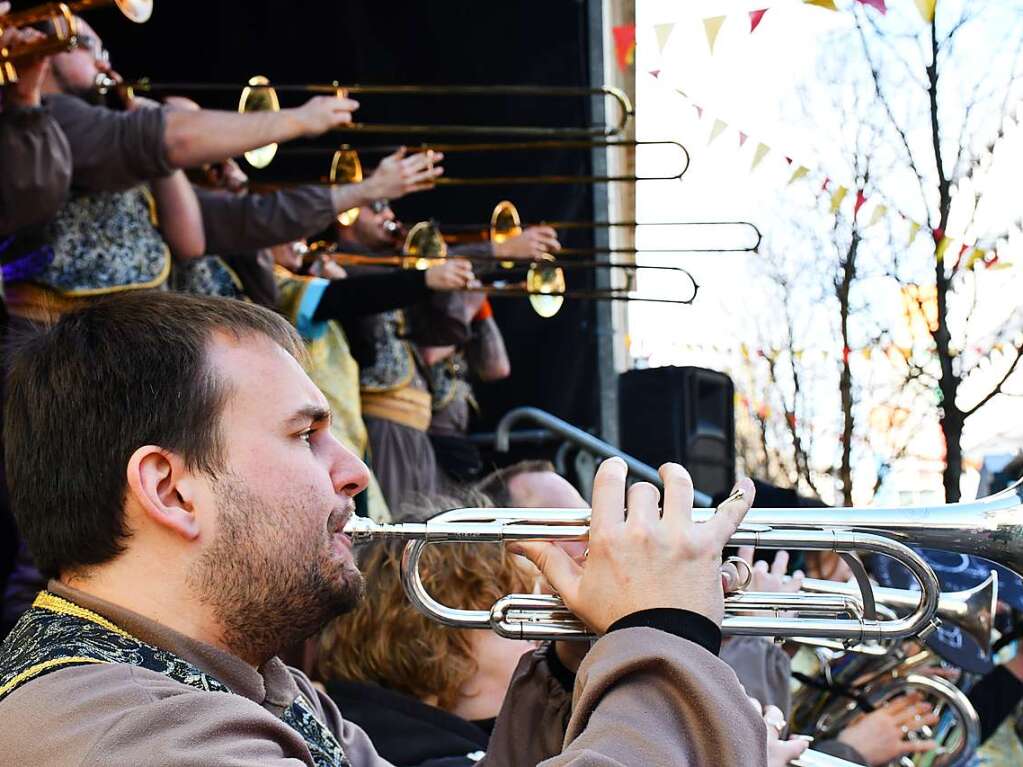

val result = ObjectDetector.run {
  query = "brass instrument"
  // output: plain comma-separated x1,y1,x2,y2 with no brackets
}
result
0,0,150,85
114,76,634,167
267,141,689,183
443,200,763,253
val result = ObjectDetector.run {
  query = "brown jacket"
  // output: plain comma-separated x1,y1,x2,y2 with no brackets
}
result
0,105,72,236
0,581,767,766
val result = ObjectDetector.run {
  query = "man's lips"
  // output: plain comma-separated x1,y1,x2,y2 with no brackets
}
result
329,502,357,547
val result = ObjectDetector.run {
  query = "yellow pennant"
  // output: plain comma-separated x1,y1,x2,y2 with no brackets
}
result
935,236,951,262
830,185,848,213
964,248,986,270
868,204,888,227
907,221,922,245
751,142,771,170
804,0,839,9
708,118,728,144
788,165,809,184
914,0,936,22
655,23,675,54
704,16,726,53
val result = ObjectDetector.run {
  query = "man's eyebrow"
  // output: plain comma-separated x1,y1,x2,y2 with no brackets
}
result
283,405,332,427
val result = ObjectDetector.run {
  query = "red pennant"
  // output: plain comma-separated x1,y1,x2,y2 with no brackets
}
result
738,131,748,147
953,242,969,270
784,156,793,165
842,346,851,364
612,24,636,72
932,226,944,243
821,177,831,192
749,8,768,32
649,69,661,79
694,104,704,119
853,190,867,218
855,0,887,13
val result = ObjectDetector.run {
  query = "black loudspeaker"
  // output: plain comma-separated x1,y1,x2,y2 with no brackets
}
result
618,366,736,499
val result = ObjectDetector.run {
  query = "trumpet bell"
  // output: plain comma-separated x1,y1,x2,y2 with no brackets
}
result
115,0,153,22
239,75,280,169
330,149,364,226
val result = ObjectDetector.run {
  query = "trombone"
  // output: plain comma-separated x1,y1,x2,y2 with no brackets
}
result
114,76,634,167
442,200,763,253
0,0,151,85
343,479,1023,643
266,142,689,184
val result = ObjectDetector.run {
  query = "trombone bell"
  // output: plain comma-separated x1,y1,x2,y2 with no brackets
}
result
239,75,280,169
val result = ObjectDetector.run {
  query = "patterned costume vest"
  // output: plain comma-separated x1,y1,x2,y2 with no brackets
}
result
35,186,170,295
171,254,244,299
0,592,351,767
428,352,474,414
358,309,417,393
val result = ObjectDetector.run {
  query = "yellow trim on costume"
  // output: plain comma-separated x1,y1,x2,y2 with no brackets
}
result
55,247,171,297
0,656,107,698
33,592,134,639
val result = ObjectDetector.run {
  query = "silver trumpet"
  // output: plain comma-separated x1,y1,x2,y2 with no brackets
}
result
344,480,1023,643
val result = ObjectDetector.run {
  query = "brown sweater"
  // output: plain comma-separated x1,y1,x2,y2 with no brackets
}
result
0,581,767,766
0,104,72,237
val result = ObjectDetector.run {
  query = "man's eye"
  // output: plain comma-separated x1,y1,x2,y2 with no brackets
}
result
299,429,316,445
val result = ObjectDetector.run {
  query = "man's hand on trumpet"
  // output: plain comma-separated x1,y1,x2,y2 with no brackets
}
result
511,457,756,634
366,146,445,199
293,93,361,137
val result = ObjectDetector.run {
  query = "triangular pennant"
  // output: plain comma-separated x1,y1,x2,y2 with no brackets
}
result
788,165,809,184
830,185,848,213
738,131,748,147
907,221,922,245
821,177,831,192
694,104,704,119
804,0,839,9
853,190,867,218
704,16,726,53
654,22,675,54
611,24,637,71
856,0,887,13
749,9,768,32
784,156,793,165
751,142,771,170
964,247,986,270
674,87,688,98
649,69,661,79
868,204,888,227
914,0,936,22
708,118,728,144
935,236,951,262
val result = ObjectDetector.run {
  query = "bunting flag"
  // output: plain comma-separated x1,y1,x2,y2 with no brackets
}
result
914,0,937,22
693,104,704,119
704,16,726,53
804,0,838,9
830,185,848,213
964,247,987,270
855,0,887,13
788,165,809,184
868,204,888,227
935,236,951,262
738,131,749,147
654,22,675,54
611,24,636,71
750,9,768,32
708,118,728,144
853,189,867,218
751,142,771,170
907,221,922,245
649,69,661,79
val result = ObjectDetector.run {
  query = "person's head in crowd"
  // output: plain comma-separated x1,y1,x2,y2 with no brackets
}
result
477,460,587,510
339,199,400,251
38,15,114,98
318,491,537,722
5,291,372,665
269,239,310,273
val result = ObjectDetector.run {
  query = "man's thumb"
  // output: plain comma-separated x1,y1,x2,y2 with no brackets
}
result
509,541,581,601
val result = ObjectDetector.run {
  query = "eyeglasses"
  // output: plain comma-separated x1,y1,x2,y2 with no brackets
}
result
76,34,110,66
369,199,391,214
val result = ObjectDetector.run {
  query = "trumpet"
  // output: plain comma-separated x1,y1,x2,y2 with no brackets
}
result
344,480,1023,643
0,0,151,85
344,497,942,644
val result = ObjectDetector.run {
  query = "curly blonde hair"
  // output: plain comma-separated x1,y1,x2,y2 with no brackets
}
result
317,493,536,711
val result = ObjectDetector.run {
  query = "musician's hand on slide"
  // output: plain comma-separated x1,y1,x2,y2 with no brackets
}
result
511,457,756,632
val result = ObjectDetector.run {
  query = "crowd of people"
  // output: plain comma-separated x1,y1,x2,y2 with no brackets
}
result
2,7,1023,766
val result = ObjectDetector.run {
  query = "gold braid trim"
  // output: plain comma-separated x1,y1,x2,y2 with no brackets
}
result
0,657,106,698
32,591,134,639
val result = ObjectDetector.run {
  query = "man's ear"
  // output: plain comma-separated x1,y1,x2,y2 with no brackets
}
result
126,446,202,541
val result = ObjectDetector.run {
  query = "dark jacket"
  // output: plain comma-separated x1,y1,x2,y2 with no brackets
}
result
325,679,488,767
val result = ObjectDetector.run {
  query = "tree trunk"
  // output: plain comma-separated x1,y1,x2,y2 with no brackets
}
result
837,232,859,506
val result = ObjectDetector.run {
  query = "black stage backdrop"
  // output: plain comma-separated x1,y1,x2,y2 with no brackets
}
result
86,0,603,442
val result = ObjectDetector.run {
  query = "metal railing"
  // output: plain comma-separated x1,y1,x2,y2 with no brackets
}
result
490,406,712,507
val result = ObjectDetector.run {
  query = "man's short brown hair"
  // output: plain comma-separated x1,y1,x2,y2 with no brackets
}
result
317,490,535,711
5,291,302,579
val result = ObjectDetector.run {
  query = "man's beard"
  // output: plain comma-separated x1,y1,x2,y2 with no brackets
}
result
187,474,365,665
